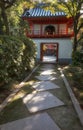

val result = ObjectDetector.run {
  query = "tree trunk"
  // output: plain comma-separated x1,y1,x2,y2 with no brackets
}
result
1,7,9,35
73,35,78,52
73,20,78,53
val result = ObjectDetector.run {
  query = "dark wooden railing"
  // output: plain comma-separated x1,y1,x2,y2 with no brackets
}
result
26,29,74,38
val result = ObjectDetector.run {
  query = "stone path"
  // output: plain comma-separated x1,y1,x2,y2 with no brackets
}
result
0,64,83,130
35,75,56,81
23,65,64,113
0,113,60,130
23,91,64,113
32,81,59,91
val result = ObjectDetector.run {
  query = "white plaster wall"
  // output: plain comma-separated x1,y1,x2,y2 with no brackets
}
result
58,39,72,59
32,38,72,59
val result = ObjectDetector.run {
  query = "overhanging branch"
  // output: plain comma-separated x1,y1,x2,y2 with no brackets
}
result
0,0,16,9
77,23,83,34
77,35,83,44
5,0,16,9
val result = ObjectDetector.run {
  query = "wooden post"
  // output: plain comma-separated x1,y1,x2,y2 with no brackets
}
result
57,24,59,35
40,24,42,36
66,24,68,35
40,43,43,61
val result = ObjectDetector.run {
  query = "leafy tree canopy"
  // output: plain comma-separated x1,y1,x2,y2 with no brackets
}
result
0,0,35,35
0,0,16,9
42,0,83,52
58,0,83,52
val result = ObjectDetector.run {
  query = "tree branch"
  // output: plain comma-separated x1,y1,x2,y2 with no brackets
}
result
77,22,83,34
0,0,17,9
77,35,83,44
5,0,17,9
58,0,74,17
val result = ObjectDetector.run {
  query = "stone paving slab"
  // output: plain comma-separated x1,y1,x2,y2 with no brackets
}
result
42,64,55,69
35,75,57,81
40,69,56,75
32,81,60,91
0,113,61,130
23,91,64,113
40,68,54,71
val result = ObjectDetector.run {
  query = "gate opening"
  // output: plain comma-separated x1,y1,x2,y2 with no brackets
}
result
41,43,58,63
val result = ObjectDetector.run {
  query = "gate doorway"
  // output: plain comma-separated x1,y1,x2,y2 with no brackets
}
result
40,43,58,63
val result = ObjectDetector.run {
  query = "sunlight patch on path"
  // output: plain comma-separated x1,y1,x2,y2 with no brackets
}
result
32,81,60,91
23,91,64,113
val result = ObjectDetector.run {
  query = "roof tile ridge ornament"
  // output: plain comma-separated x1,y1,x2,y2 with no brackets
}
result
22,8,30,17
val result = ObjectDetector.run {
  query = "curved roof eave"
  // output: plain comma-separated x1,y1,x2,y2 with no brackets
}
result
22,7,66,18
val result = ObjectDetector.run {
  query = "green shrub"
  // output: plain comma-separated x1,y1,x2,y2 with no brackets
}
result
0,35,24,83
69,66,83,89
72,51,83,65
20,36,37,71
0,35,36,85
73,71,83,89
66,65,83,89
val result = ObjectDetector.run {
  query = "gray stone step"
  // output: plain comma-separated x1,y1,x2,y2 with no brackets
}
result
32,81,60,91
23,91,64,113
0,113,61,130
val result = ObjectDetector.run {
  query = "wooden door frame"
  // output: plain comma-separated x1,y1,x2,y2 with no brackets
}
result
40,42,59,62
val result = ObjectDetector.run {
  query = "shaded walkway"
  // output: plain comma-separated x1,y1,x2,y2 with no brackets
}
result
43,56,56,63
0,64,83,130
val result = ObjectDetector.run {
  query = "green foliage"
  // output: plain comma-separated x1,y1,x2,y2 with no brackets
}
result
0,35,36,84
68,65,83,89
20,35,37,71
0,0,34,35
58,0,83,52
66,65,83,89
72,51,83,65
0,18,4,35
0,35,23,83
73,71,83,89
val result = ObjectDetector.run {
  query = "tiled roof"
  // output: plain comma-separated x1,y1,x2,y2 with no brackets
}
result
22,7,66,17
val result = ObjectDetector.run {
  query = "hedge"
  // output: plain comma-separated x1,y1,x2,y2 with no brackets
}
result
72,51,83,65
0,35,36,85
